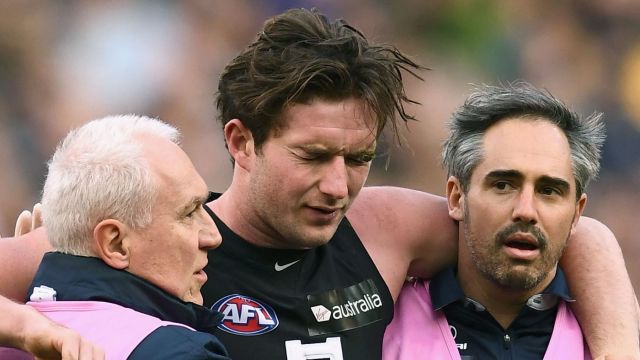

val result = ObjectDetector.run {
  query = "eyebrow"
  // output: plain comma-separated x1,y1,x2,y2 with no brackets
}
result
485,169,571,192
485,169,523,181
178,192,210,214
537,175,571,192
297,143,377,156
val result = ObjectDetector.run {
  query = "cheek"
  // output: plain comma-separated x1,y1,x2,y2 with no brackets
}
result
168,246,199,298
546,216,575,248
269,166,318,197
152,234,193,278
466,216,492,245
541,206,578,237
464,203,507,246
466,197,506,227
254,158,297,192
251,167,290,206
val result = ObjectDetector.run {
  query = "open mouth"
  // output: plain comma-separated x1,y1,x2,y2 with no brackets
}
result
504,240,538,251
500,233,542,261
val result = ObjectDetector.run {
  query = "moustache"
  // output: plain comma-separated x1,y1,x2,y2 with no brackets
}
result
495,222,547,250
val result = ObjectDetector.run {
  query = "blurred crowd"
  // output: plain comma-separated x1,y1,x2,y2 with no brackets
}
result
1,0,639,293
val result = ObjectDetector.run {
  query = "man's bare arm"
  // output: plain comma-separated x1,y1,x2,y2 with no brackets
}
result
561,216,639,358
0,228,51,301
349,186,458,301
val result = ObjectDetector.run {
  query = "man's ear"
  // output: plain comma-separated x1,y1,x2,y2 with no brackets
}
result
570,193,588,235
224,119,255,171
93,219,131,270
446,176,465,221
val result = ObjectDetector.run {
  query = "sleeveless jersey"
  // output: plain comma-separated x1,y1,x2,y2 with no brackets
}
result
201,204,394,360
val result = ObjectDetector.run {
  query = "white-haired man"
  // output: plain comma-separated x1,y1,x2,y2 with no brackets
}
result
0,115,230,359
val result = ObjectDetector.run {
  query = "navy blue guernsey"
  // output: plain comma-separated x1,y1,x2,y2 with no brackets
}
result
201,196,394,360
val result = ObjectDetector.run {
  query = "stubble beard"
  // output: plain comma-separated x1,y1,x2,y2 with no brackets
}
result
463,207,565,291
256,201,343,249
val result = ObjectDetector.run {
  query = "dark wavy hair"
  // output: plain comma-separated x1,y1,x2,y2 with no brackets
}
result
216,8,425,151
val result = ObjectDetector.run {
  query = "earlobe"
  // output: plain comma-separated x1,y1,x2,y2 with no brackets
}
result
446,176,465,221
94,219,130,269
224,119,255,171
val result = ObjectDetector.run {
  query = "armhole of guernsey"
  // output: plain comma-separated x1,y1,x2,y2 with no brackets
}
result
305,217,394,335
339,216,394,314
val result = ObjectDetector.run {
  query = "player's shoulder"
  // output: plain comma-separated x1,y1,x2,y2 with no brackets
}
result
348,186,451,247
352,186,409,209
348,187,420,238
350,186,444,218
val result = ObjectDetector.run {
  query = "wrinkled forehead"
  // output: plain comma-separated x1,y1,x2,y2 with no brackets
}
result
274,99,378,153
275,97,379,135
477,118,574,183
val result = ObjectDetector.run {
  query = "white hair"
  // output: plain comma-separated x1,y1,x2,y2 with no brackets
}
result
41,114,181,256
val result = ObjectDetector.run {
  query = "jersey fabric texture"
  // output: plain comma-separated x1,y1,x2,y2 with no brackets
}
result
383,274,590,360
201,196,394,360
0,252,230,360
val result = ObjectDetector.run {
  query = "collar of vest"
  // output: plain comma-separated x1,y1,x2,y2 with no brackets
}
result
429,266,573,311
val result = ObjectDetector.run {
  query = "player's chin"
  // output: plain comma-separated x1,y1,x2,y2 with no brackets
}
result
300,228,338,248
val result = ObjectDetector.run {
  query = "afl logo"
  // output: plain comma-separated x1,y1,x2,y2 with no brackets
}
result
211,294,279,336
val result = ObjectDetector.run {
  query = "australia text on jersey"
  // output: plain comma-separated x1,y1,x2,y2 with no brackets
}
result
311,293,382,322
307,279,385,336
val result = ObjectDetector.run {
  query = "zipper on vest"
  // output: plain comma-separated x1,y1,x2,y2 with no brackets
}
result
502,333,512,350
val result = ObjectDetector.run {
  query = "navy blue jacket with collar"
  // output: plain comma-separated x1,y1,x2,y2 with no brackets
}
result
29,252,230,360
